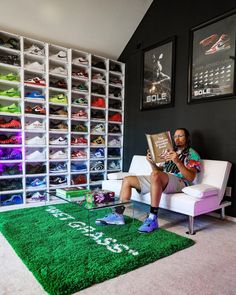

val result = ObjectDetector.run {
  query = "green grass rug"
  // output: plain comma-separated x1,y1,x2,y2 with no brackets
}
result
0,204,194,294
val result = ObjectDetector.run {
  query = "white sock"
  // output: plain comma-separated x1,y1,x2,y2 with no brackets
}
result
148,213,157,220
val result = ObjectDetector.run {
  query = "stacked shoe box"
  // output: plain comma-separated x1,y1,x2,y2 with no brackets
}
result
0,29,125,207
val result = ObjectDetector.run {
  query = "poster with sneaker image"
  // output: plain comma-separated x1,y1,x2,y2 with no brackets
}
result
189,11,236,102
140,37,175,110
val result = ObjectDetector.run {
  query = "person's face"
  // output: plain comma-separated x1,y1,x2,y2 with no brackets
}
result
173,129,187,148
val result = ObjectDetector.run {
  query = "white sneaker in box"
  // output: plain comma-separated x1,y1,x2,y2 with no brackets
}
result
25,120,45,130
25,61,44,72
26,136,46,145
49,150,67,159
49,136,67,145
26,150,45,160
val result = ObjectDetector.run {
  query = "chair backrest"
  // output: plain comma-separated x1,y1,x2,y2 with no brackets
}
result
198,159,232,202
129,155,152,175
128,156,231,202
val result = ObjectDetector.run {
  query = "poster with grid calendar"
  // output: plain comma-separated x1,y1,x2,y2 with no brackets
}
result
188,10,236,103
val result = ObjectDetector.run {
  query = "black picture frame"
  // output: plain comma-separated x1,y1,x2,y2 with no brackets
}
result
140,37,175,110
188,9,236,104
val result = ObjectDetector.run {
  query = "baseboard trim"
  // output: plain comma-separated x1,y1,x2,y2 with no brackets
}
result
207,212,236,222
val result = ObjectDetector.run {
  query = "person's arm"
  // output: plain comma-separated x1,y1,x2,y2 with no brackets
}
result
146,150,164,172
165,151,197,182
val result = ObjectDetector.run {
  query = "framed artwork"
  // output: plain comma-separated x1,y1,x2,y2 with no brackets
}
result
140,37,175,110
188,10,236,103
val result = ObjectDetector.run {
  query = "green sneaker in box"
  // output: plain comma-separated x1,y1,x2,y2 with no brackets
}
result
56,186,90,200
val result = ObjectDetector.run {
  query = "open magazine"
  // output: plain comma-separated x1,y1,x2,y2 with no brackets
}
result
146,131,173,163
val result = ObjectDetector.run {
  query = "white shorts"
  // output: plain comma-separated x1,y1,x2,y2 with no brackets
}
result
136,173,186,195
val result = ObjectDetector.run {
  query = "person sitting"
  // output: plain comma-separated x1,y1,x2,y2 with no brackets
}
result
96,128,201,233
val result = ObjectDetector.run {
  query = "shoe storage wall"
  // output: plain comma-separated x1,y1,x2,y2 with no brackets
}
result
0,30,124,207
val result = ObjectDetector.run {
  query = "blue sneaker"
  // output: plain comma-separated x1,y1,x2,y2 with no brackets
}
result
27,178,46,188
71,163,87,172
25,91,45,99
138,217,158,233
2,194,23,206
91,148,104,158
95,212,125,225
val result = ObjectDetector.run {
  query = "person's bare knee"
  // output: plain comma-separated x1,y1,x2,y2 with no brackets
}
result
122,176,140,190
151,171,169,190
151,171,162,185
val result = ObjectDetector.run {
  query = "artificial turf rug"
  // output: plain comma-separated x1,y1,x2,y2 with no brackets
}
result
0,204,194,294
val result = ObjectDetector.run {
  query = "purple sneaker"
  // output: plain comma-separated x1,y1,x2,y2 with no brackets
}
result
138,217,158,233
1,149,22,160
31,192,46,201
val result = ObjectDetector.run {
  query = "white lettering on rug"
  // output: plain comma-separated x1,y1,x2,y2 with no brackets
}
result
46,206,139,256
46,206,75,220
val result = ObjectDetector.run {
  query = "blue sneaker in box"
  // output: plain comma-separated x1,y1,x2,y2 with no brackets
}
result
1,194,23,206
25,91,45,99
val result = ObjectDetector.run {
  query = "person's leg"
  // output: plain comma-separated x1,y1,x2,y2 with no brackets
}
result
95,176,141,225
150,170,169,207
138,171,169,233
114,176,141,214
119,176,141,201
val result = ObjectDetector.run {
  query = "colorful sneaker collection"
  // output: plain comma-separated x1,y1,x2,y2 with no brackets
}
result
0,39,123,208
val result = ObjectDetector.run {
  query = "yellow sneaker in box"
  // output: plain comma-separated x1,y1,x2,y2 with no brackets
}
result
49,94,68,104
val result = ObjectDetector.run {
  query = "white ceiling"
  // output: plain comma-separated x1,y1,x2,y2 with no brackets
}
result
0,0,153,60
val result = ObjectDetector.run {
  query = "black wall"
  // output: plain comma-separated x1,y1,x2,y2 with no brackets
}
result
119,0,236,216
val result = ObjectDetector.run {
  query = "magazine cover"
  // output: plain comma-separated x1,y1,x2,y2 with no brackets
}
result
146,131,173,163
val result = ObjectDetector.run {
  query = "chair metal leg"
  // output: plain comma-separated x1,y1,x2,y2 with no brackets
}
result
186,216,196,235
220,207,225,219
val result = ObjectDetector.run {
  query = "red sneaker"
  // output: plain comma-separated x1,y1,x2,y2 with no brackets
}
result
109,113,122,122
71,174,87,185
0,135,21,144
33,105,46,115
25,77,46,86
205,34,230,55
199,34,218,47
25,106,34,114
0,119,21,128
72,110,88,118
71,150,87,158
71,137,88,145
91,97,105,108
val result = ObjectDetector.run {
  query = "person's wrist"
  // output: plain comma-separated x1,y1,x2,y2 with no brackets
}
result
175,157,181,165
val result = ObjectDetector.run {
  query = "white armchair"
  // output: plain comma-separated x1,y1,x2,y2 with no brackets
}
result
102,155,232,234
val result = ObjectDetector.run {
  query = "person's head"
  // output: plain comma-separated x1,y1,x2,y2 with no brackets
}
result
173,128,191,150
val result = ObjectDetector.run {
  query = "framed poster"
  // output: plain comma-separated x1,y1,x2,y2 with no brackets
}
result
140,37,175,110
188,10,236,103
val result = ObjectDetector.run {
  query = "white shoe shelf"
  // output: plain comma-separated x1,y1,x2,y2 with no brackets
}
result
0,29,125,207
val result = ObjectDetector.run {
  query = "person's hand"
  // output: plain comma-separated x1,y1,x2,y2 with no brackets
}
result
164,150,180,164
146,149,155,164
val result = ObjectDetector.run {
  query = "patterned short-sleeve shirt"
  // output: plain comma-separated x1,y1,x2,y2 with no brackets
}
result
163,147,201,185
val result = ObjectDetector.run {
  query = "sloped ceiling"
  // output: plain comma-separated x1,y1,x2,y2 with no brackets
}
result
0,0,153,59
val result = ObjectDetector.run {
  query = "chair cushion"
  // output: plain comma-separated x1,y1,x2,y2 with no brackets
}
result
107,172,135,180
182,183,219,198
